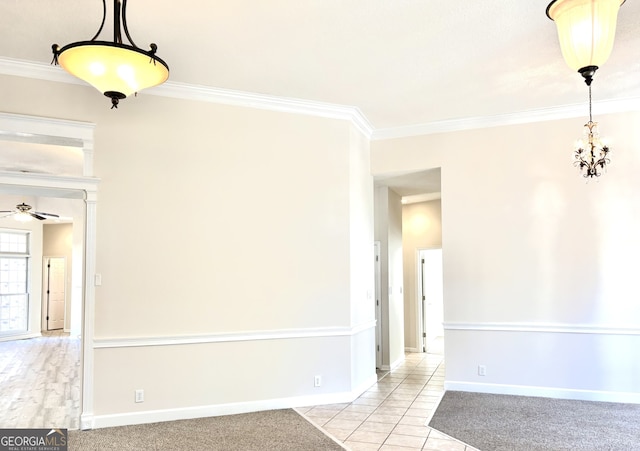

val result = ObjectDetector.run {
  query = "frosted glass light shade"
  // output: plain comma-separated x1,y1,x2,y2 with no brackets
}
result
547,0,624,72
57,41,169,99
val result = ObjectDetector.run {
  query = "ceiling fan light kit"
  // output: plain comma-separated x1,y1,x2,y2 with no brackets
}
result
0,203,60,222
546,0,624,178
51,0,169,109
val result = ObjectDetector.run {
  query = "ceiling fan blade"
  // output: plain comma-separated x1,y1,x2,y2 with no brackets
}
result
0,210,15,213
30,213,47,220
34,211,60,218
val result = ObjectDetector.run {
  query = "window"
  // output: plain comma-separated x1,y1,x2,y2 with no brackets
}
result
0,231,30,334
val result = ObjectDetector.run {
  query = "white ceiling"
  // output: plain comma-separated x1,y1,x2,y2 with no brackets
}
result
0,0,639,197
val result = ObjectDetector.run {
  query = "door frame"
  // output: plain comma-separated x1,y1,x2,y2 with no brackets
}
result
374,241,382,369
416,246,443,354
43,256,67,331
0,112,98,430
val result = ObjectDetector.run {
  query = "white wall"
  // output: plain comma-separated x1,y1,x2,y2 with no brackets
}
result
372,111,640,403
402,200,442,350
0,74,376,426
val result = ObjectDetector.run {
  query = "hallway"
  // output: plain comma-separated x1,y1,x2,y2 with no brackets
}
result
299,351,476,450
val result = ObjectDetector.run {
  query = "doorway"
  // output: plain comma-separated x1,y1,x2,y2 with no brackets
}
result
0,111,99,430
418,248,444,354
44,257,66,331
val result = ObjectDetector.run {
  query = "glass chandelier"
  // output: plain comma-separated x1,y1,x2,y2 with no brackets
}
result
546,0,624,178
574,85,610,177
52,0,169,109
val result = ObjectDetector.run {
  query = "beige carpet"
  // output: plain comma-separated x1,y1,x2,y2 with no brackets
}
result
69,409,345,450
429,391,640,451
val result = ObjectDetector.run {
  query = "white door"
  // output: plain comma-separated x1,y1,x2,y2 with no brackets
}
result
45,257,66,331
420,249,444,354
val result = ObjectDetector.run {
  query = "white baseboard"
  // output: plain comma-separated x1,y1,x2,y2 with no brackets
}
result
404,347,421,353
87,376,378,430
444,381,640,404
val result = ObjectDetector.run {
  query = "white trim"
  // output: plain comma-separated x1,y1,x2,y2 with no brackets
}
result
404,347,421,353
4,58,640,141
0,171,100,192
0,57,373,139
88,375,378,429
0,57,79,86
94,321,377,349
82,191,98,428
152,81,373,138
0,111,94,142
444,321,640,336
372,97,640,140
0,112,99,435
444,381,640,405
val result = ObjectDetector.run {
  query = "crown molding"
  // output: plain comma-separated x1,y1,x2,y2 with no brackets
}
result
3,57,640,142
0,57,374,138
152,80,373,137
372,96,640,140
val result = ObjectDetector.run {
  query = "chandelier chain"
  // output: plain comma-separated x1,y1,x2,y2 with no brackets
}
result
589,85,593,122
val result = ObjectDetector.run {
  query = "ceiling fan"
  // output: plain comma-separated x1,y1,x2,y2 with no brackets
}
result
0,203,60,221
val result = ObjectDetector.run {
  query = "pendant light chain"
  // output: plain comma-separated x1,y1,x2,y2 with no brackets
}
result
588,84,593,123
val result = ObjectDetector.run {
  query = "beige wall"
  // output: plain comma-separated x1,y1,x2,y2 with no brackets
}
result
0,74,376,423
402,200,442,350
372,112,640,402
43,223,73,331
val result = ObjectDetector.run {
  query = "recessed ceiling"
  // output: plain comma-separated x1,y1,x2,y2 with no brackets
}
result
0,139,84,176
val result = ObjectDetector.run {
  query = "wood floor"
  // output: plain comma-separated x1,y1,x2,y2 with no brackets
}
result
0,330,81,429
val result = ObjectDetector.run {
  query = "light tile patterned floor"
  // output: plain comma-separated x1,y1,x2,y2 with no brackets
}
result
0,330,81,429
297,353,478,451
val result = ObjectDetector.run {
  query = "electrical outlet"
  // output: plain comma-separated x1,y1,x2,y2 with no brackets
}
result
314,375,322,387
135,389,144,403
478,365,487,376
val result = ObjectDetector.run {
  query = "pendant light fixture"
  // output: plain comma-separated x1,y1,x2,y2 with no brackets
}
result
546,0,624,178
52,0,169,109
